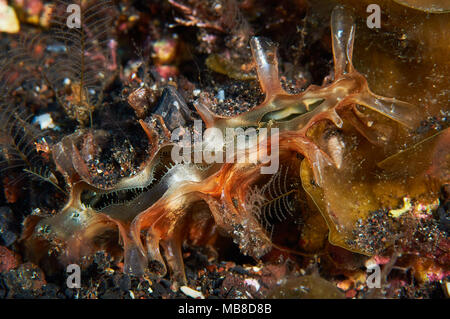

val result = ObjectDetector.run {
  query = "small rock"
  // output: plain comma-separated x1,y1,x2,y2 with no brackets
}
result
230,265,249,275
345,289,357,298
216,89,225,102
119,274,131,292
159,278,172,289
153,85,192,131
152,38,178,65
180,285,205,299
127,87,157,118
41,283,60,299
260,263,288,288
244,278,260,292
0,246,20,272
0,207,19,247
0,1,20,33
3,262,46,296
151,281,166,298
220,274,248,298
32,113,55,129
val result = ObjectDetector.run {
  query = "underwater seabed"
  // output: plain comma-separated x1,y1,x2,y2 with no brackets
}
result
0,0,448,298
